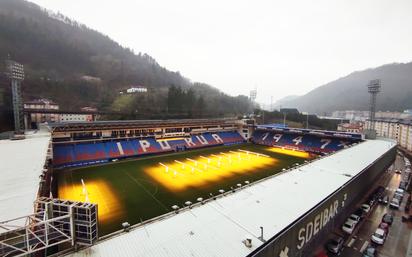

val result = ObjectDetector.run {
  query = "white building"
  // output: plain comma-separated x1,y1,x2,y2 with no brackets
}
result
126,86,148,94
337,122,364,133
59,113,93,122
366,118,412,152
332,110,411,122
24,99,59,124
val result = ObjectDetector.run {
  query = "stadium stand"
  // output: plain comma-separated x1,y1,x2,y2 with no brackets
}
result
251,129,361,153
53,131,245,168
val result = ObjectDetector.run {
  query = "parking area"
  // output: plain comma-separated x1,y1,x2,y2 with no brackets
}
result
323,153,412,257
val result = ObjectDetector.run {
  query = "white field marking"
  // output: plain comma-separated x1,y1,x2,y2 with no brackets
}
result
360,241,369,252
174,160,186,169
200,156,211,163
347,238,356,247
186,158,198,166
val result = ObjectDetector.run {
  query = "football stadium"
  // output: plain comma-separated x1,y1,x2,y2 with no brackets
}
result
0,118,397,257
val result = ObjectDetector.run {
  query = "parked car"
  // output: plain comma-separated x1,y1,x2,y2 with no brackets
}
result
399,181,407,190
363,245,377,257
378,195,389,204
353,208,365,219
395,169,402,174
379,222,389,233
342,219,357,234
371,228,387,245
396,188,405,196
373,186,385,197
382,213,394,225
361,204,371,213
366,198,375,207
394,193,403,202
326,236,344,254
389,198,400,209
348,214,361,225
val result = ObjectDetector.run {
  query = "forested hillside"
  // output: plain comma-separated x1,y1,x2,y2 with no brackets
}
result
0,0,253,131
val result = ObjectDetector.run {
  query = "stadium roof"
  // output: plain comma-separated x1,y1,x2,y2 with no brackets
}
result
0,132,50,229
50,118,241,132
66,138,396,257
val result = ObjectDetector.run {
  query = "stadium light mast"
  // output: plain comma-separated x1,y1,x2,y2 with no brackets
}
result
5,58,25,135
365,79,381,139
249,88,257,103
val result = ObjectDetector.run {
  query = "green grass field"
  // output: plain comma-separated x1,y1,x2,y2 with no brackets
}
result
57,143,310,236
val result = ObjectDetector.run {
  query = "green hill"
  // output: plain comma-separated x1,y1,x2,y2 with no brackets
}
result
0,0,252,131
275,62,412,114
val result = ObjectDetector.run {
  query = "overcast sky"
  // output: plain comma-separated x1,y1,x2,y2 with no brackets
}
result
30,0,412,105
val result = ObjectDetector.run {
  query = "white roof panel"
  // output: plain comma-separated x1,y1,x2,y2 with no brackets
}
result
0,134,50,226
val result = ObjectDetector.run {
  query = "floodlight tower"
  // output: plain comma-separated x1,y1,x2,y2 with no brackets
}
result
5,59,25,134
249,88,257,103
364,79,381,139
367,79,381,130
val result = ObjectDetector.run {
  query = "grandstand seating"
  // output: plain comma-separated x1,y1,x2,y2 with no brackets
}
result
53,131,245,168
251,129,361,153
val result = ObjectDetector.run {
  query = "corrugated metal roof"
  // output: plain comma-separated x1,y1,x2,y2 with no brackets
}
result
0,134,50,228
66,139,396,257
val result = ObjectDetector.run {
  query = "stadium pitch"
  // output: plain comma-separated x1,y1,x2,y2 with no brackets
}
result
57,143,312,235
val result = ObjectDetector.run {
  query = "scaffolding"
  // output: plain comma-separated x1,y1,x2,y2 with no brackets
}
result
0,197,98,257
